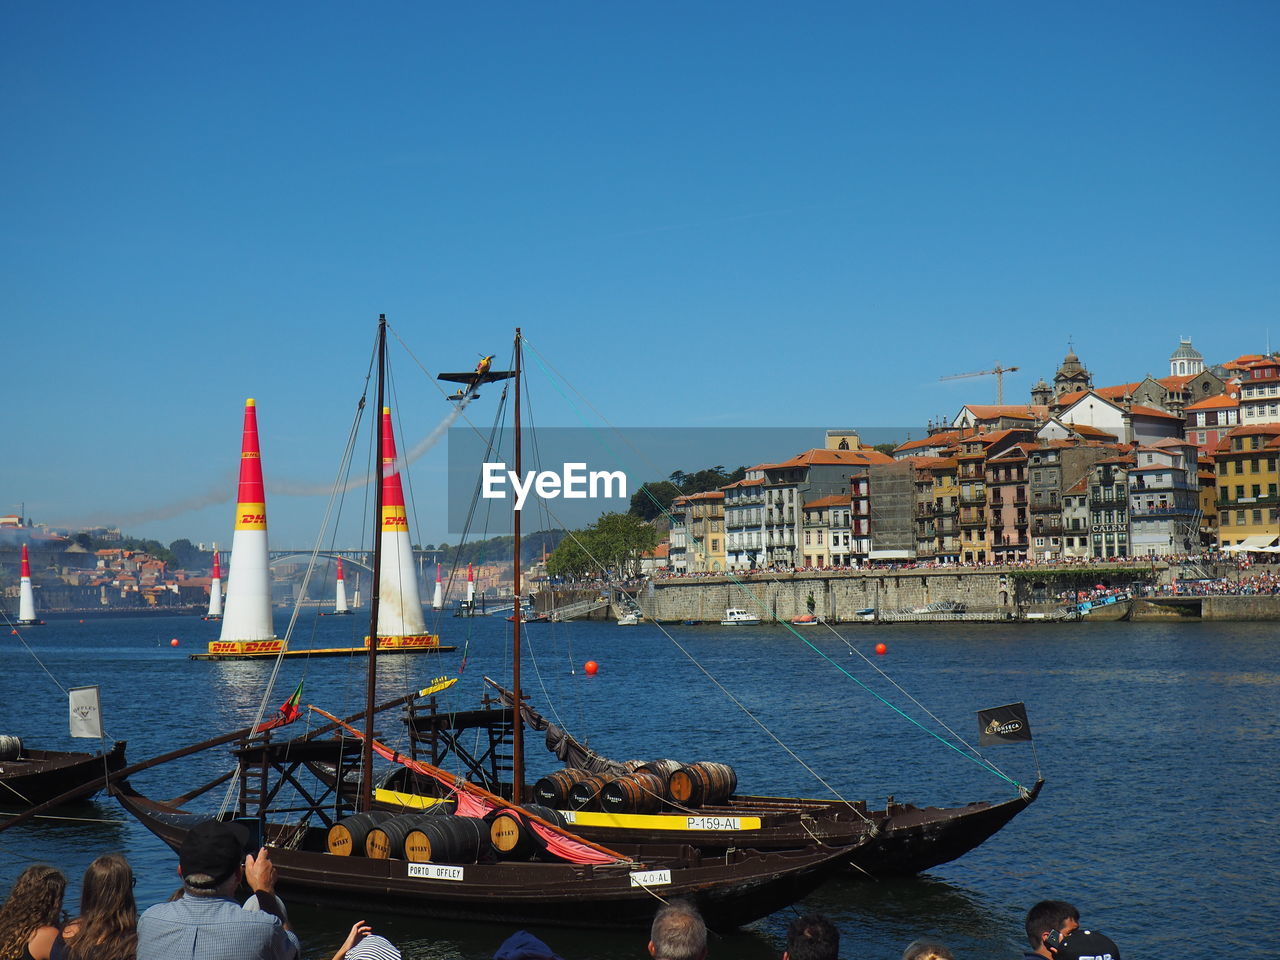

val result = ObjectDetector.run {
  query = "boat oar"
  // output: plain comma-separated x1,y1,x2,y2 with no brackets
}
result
0,686,437,835
309,705,632,864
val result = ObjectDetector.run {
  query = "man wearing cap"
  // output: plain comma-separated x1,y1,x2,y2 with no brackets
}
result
137,819,300,960
1023,901,1119,960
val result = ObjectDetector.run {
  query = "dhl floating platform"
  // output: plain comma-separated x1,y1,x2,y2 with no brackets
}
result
190,635,456,661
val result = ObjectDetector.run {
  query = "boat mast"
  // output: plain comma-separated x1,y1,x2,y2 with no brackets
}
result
511,327,524,805
362,314,388,812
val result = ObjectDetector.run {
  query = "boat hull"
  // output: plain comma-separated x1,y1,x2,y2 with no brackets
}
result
0,741,127,807
114,784,856,931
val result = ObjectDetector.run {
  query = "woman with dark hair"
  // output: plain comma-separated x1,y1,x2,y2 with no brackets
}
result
53,854,137,960
0,865,67,960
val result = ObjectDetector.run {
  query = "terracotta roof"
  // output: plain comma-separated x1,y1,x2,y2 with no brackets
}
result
720,477,765,489
1066,423,1119,440
1185,394,1239,410
1155,374,1197,389
1067,477,1089,494
642,543,670,559
685,490,724,501
768,448,894,469
895,431,962,452
1148,437,1194,449
1128,404,1183,421
961,404,1049,420
803,494,851,510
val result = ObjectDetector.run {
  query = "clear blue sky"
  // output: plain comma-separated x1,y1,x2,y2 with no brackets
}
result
4,2,1277,548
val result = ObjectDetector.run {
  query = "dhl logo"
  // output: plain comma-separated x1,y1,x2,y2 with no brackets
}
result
209,640,284,654
242,451,261,458
382,516,408,528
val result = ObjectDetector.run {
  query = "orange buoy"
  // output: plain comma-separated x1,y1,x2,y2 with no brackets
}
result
170,638,180,647
584,660,599,675
874,642,887,656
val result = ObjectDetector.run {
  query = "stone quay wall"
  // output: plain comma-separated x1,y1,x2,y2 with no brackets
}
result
641,569,1019,623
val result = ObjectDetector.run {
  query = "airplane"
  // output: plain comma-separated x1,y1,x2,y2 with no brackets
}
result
438,354,516,400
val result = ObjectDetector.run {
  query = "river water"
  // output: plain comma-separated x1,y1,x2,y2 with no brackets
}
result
1,611,1275,959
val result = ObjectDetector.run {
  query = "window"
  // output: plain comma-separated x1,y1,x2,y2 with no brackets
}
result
711,539,719,552
1253,510,1263,524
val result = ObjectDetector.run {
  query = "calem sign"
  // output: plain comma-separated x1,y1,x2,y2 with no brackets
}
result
481,462,627,511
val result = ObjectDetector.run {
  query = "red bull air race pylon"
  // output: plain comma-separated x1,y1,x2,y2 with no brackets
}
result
368,407,443,651
208,400,282,657
432,562,443,611
319,557,352,616
202,544,223,621
17,544,44,625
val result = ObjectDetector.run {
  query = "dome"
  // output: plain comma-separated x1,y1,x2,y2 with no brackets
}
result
1171,338,1203,361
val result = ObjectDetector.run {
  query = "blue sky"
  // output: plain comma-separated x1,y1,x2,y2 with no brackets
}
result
4,2,1277,548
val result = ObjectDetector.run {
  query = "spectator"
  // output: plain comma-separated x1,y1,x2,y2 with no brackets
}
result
136,820,299,960
648,900,707,960
902,940,954,960
0,865,67,960
783,914,838,960
53,854,137,960
335,921,400,960
493,930,563,960
1024,900,1079,959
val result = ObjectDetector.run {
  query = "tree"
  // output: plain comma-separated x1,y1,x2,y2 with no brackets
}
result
168,538,207,570
874,442,899,456
546,513,658,580
629,481,682,521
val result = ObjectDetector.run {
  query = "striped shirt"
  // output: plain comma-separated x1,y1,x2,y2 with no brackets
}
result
137,893,300,960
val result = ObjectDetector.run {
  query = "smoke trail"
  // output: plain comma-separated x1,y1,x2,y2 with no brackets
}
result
64,400,471,527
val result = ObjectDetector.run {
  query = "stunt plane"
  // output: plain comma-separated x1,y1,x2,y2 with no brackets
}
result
438,354,515,401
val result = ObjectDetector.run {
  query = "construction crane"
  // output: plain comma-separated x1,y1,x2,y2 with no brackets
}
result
940,364,1020,405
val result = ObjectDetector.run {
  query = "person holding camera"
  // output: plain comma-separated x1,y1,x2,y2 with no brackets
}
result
136,819,299,960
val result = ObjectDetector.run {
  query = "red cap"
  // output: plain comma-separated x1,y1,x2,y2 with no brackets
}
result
336,557,345,580
20,543,30,578
211,550,221,579
237,399,266,505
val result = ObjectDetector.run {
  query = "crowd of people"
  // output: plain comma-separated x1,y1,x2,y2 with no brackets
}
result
1,826,1120,960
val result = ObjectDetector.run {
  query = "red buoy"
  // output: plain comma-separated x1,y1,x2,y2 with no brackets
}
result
584,660,599,675
170,638,180,647
874,642,887,656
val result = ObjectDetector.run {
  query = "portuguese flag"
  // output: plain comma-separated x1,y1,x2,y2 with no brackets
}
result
255,681,304,733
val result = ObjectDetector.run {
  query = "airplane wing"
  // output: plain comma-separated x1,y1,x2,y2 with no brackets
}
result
436,371,517,384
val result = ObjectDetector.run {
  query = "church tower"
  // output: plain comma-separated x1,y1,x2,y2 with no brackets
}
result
1030,377,1053,407
1169,338,1204,377
1053,347,1093,398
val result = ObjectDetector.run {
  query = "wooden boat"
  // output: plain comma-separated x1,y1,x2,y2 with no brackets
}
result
361,686,1042,877
106,320,859,931
0,739,126,807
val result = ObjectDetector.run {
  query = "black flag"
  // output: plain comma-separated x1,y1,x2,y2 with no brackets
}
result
977,702,1033,746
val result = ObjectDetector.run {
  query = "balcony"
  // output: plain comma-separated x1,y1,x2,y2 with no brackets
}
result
959,509,986,527
1034,523,1065,536
1030,501,1061,513
958,491,986,506
914,503,937,518
1130,506,1193,517
1218,494,1280,508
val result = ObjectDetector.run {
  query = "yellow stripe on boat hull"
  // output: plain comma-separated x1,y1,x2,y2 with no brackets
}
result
561,810,761,831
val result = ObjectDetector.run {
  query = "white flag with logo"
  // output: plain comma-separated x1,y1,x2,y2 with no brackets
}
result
69,685,103,739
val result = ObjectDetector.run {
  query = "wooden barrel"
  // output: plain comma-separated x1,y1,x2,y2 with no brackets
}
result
532,768,590,807
566,773,610,811
488,809,541,860
667,762,738,807
404,816,490,863
601,771,665,814
326,811,393,856
365,814,430,859
0,736,23,761
637,758,683,791
521,803,567,829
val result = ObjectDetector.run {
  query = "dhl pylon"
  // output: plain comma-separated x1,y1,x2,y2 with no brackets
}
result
217,400,277,648
371,407,439,650
432,562,443,610
204,544,223,620
334,557,350,614
17,544,43,625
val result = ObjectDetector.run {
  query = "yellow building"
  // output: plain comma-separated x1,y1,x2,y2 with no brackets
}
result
1214,424,1280,549
685,491,726,572
929,457,960,560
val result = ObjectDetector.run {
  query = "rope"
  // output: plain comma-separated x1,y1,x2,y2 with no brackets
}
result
521,336,1025,791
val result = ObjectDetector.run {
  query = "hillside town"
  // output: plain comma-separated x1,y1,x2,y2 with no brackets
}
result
665,339,1280,572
